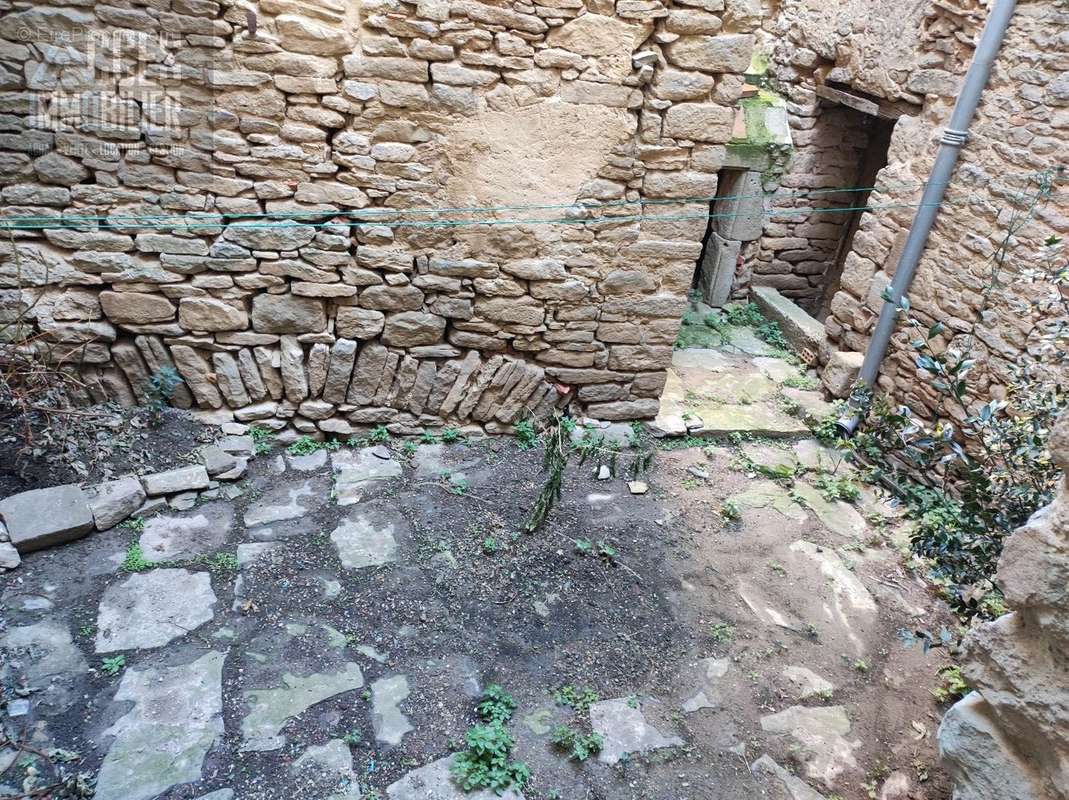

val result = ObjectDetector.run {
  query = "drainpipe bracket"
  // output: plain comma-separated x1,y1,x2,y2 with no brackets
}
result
940,128,970,147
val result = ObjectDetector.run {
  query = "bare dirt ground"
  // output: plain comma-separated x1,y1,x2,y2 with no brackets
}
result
1,405,958,800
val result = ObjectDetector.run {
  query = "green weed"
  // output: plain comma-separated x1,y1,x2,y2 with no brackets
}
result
249,425,274,455
101,655,125,676
120,543,154,573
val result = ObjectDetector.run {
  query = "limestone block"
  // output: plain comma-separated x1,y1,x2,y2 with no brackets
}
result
337,307,386,340
88,477,146,530
0,484,94,553
171,346,224,408
279,336,309,403
664,103,734,142
382,312,447,347
665,34,755,73
179,298,248,332
276,14,355,55
251,294,327,334
651,69,716,101
142,466,210,496
821,350,863,398
751,286,826,354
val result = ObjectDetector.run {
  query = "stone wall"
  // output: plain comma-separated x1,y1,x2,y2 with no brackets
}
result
0,0,774,434
937,411,1069,800
768,0,1069,412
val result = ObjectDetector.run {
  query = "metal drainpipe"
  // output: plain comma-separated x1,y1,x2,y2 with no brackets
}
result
837,0,1019,436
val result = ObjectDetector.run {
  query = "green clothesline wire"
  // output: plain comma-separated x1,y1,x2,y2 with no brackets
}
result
0,167,1061,227
0,199,972,232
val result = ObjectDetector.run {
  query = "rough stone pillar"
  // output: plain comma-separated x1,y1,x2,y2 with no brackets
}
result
938,413,1069,799
714,170,765,242
698,233,740,308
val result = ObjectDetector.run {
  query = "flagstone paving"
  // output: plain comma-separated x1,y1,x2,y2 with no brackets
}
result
0,346,959,800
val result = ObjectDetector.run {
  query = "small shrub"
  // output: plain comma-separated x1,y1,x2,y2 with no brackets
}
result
420,430,439,444
452,685,528,794
367,425,391,444
709,623,735,643
477,684,517,724
440,427,463,443
514,419,539,450
144,367,181,426
451,723,530,794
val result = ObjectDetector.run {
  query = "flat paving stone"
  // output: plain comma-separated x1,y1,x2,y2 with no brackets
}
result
730,480,807,522
752,356,801,382
681,656,730,713
793,483,868,539
589,697,684,765
292,739,362,800
1,621,88,712
287,449,329,472
782,666,836,701
241,662,365,751
243,478,323,527
332,448,402,505
372,674,414,745
331,502,407,569
751,755,829,800
138,503,234,561
0,484,93,553
95,569,217,652
95,651,225,800
788,539,876,655
194,791,234,800
386,755,525,799
759,705,859,789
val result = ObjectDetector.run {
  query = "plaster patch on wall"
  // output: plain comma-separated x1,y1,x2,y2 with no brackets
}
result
442,101,637,213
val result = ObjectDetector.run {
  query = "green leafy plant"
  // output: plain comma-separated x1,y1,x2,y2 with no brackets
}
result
287,435,322,456
550,725,604,762
420,430,439,444
514,419,539,450
720,499,740,522
783,374,820,390
342,730,362,746
814,474,861,503
401,440,417,459
144,366,181,426
451,723,530,794
848,183,1064,618
440,427,463,443
204,552,238,572
120,543,154,573
554,685,598,713
930,665,969,704
482,536,497,555
101,655,125,676
367,425,391,444
452,685,529,794
249,425,274,455
477,684,517,724
120,516,145,534
709,622,735,643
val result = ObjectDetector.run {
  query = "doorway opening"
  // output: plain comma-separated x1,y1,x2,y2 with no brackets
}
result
749,86,905,318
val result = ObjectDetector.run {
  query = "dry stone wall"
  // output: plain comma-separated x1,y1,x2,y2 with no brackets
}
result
0,0,775,434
